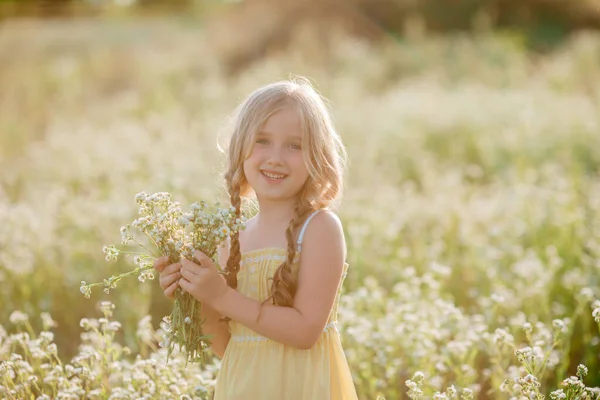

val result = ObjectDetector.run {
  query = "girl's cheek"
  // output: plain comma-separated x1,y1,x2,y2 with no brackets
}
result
244,152,258,163
249,147,266,158
291,152,306,165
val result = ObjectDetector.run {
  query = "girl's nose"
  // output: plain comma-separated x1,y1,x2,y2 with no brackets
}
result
267,146,284,165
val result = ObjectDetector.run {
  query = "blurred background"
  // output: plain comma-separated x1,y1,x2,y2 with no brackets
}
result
1,0,600,399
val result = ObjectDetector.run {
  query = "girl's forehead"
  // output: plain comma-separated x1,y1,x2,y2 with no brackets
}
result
265,107,301,129
256,107,304,139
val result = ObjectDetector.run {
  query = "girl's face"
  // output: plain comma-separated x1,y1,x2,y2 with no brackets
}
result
243,107,309,205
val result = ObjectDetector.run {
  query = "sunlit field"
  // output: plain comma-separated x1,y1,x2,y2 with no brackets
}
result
1,14,600,399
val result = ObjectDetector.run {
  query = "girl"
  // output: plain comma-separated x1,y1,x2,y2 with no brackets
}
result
154,77,358,400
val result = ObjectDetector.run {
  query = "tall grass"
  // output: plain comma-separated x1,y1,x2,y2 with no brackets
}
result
1,16,599,399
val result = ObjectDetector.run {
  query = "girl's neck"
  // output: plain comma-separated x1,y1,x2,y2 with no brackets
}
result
255,199,297,228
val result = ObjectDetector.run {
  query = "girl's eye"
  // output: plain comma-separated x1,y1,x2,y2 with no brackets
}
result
288,143,301,150
256,139,269,145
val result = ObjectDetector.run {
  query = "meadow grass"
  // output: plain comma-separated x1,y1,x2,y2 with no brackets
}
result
1,16,599,399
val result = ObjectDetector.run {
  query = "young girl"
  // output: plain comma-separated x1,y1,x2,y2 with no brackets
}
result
154,77,358,400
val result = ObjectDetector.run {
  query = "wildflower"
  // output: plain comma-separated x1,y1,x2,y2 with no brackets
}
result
136,315,154,343
550,389,566,399
218,225,231,237
552,319,566,333
138,269,154,283
562,375,586,393
120,226,132,244
9,311,29,324
105,321,122,332
490,293,504,303
88,389,102,397
446,385,457,397
593,305,600,323
577,364,588,379
460,388,474,400
39,331,54,343
80,318,95,329
102,245,119,262
47,343,57,356
413,371,425,382
100,301,115,316
40,312,58,329
135,192,148,203
494,328,514,346
579,287,595,302
515,347,534,364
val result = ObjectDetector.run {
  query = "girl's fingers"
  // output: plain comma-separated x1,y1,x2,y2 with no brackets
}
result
180,267,198,281
163,262,182,275
181,259,203,275
178,277,191,293
180,259,201,270
164,280,178,299
159,271,181,290
194,250,213,268
153,256,169,272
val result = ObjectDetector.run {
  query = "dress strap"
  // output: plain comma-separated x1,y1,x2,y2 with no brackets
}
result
296,210,323,253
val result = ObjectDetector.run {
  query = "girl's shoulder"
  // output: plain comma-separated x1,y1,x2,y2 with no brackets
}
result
304,209,342,230
299,209,346,258
305,209,343,231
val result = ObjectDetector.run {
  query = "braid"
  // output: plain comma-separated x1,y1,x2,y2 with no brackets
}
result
225,185,242,289
219,180,242,324
264,205,312,308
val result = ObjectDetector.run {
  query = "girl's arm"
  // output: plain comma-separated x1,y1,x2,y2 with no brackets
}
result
200,304,230,358
211,211,345,350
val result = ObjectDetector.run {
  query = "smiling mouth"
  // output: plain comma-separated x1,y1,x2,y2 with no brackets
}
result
261,170,287,180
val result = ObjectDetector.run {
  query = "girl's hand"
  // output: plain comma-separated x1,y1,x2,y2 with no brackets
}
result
179,250,228,306
153,256,181,300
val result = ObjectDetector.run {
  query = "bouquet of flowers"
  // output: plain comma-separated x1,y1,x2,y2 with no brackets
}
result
80,191,245,365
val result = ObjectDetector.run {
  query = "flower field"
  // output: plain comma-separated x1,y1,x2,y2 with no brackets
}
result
1,15,600,399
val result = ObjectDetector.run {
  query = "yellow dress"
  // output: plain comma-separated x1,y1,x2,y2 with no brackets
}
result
213,247,358,400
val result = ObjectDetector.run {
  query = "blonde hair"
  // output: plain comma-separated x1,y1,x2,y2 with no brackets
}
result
222,76,347,309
